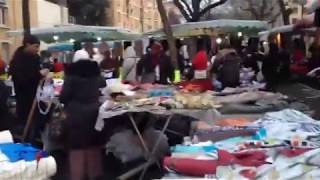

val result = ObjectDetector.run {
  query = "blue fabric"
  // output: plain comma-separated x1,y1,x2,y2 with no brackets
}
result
149,89,174,97
0,143,48,162
171,145,217,153
253,128,267,140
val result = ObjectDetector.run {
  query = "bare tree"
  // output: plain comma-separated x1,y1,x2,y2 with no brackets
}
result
278,0,293,25
156,0,178,67
241,0,281,24
173,0,228,22
22,0,31,36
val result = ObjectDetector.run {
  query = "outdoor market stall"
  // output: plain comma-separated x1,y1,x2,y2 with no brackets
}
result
92,79,312,180
144,19,269,38
7,25,142,43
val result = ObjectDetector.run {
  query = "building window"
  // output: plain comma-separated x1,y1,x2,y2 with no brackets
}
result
0,6,8,26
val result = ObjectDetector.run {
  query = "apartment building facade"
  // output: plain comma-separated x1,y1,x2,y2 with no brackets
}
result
106,0,162,32
0,0,68,62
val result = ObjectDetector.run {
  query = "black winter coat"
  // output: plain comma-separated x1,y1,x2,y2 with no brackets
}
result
60,60,106,149
9,47,42,123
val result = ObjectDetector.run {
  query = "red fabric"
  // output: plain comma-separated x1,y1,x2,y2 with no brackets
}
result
163,150,268,177
279,148,313,158
290,64,309,75
178,79,214,92
192,50,208,70
240,169,257,180
54,63,64,72
293,49,304,64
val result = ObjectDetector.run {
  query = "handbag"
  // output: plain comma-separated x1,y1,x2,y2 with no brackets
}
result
48,103,67,142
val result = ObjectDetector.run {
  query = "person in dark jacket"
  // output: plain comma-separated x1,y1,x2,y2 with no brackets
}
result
243,39,260,75
137,42,174,84
262,43,280,91
9,35,49,126
60,60,106,180
211,42,241,88
100,49,120,78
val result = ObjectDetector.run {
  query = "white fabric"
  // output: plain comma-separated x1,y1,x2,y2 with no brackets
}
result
122,46,139,81
194,70,207,79
0,131,13,144
180,45,189,60
73,49,89,62
0,156,57,180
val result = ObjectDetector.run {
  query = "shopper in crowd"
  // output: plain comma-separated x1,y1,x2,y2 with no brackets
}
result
60,60,105,180
176,39,187,75
93,42,108,64
242,38,260,75
292,38,305,64
122,41,139,82
262,43,280,91
100,49,120,79
73,42,95,62
211,39,241,88
278,40,291,81
179,39,213,91
137,41,174,84
9,35,49,126
53,58,64,72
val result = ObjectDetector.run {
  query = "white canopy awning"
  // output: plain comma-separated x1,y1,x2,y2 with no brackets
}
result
144,19,269,38
7,25,142,43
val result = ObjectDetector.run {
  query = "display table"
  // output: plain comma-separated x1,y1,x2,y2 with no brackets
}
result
95,98,220,180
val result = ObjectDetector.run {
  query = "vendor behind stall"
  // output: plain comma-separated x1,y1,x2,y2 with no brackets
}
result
137,41,174,84
9,35,50,127
211,39,241,89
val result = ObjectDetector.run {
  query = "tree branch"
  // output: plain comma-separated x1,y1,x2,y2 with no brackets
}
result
268,12,281,24
198,0,227,19
179,0,193,17
173,0,192,21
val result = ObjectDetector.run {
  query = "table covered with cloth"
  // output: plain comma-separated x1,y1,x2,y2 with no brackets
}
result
162,109,320,179
95,101,220,131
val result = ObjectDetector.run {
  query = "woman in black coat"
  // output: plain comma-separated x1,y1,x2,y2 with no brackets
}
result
60,60,106,180
262,43,280,91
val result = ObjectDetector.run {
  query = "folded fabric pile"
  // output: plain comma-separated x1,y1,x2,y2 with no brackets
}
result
163,109,320,179
0,131,57,180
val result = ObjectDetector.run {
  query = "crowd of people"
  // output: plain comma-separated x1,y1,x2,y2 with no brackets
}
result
1,34,320,179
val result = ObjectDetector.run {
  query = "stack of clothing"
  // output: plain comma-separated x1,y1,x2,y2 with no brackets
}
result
163,109,320,179
0,130,57,180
